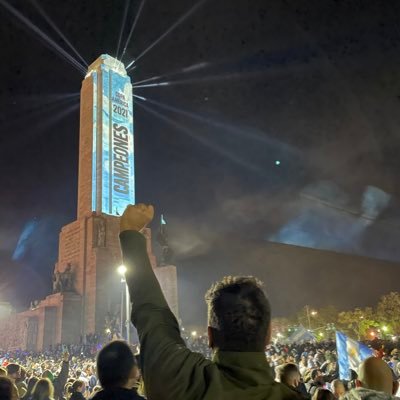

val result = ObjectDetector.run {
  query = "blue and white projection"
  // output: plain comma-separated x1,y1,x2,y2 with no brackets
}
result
86,55,135,216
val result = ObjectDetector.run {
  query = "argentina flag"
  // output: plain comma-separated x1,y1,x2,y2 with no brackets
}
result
336,331,374,380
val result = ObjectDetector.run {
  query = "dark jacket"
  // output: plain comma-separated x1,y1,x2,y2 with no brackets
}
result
91,388,143,400
70,392,86,400
120,230,303,400
53,361,69,400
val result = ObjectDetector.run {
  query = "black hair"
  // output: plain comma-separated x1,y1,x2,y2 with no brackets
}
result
205,276,271,352
96,341,137,388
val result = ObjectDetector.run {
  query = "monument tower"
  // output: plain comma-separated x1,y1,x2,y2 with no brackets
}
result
0,55,178,351
78,55,135,219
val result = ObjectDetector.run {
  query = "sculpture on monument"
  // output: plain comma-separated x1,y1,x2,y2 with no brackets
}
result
52,263,74,293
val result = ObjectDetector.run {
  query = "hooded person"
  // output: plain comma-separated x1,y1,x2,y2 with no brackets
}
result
342,357,400,400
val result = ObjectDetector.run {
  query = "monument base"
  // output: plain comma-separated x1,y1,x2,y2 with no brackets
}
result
0,217,179,352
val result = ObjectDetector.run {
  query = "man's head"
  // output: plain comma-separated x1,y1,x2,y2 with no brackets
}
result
278,363,301,388
205,276,271,352
331,379,346,398
96,340,139,389
6,364,20,381
356,357,393,395
311,369,324,385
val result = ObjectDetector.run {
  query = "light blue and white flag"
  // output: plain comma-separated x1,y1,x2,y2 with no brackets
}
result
336,331,374,380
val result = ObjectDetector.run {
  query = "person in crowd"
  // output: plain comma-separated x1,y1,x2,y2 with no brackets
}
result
119,203,303,400
85,365,97,393
308,369,325,396
342,357,398,399
299,356,309,376
312,388,335,400
5,365,20,384
23,377,39,400
91,340,143,400
0,376,18,400
42,352,69,400
68,380,85,400
16,367,28,398
31,378,54,400
63,383,72,400
331,379,346,399
278,363,309,398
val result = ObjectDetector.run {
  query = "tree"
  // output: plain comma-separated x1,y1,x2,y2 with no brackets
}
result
376,292,400,334
296,305,339,332
337,307,379,340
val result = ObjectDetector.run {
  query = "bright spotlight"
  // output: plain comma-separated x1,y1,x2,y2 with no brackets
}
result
117,265,127,275
275,160,281,166
382,326,388,332
191,331,197,337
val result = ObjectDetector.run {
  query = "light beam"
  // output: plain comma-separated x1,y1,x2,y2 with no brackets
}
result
29,0,88,66
120,0,146,61
135,96,299,155
127,0,208,66
0,0,86,74
130,61,211,86
135,99,261,172
115,0,130,59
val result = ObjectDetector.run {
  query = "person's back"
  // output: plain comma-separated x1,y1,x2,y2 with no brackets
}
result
119,204,303,400
31,378,54,400
68,380,85,400
91,341,143,400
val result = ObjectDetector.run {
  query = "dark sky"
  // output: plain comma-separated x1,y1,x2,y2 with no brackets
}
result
1,0,400,324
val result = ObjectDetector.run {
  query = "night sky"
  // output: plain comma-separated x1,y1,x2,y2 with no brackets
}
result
1,0,400,325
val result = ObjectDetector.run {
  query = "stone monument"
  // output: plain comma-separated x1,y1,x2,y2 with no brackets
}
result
0,55,178,351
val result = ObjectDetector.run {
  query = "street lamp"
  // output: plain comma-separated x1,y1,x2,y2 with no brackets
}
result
117,265,127,275
305,306,317,330
117,265,130,343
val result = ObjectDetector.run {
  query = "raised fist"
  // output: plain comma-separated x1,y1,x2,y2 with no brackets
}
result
120,204,154,233
62,351,70,362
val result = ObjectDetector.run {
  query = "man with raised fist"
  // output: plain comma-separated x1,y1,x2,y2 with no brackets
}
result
119,203,301,400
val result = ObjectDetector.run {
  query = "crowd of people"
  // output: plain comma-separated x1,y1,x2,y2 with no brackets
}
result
1,203,400,400
1,338,400,399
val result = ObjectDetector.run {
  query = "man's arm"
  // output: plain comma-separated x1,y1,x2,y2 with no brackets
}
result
120,205,211,400
53,352,69,400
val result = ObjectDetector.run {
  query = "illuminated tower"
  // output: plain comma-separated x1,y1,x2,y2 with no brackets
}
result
0,55,177,351
78,54,135,218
